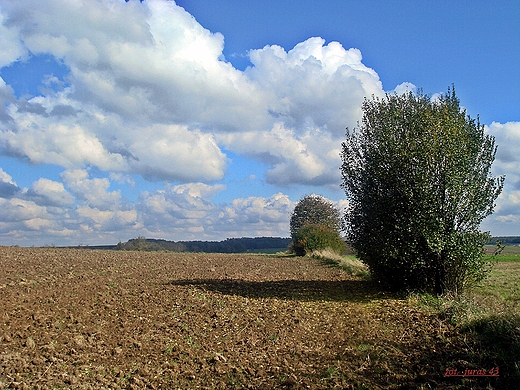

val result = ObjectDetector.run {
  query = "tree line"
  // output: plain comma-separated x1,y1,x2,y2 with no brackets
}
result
115,236,291,253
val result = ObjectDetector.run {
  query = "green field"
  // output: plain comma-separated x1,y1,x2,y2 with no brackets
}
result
472,253,520,313
492,252,520,262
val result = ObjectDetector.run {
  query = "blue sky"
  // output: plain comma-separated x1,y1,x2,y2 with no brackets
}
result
0,0,519,246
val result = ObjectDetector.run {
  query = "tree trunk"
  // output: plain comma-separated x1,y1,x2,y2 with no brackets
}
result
434,252,445,295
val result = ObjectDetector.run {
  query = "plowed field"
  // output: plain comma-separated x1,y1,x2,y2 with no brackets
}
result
0,247,505,389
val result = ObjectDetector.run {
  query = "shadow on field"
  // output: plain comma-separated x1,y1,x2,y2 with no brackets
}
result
454,314,520,389
167,278,385,302
407,314,520,390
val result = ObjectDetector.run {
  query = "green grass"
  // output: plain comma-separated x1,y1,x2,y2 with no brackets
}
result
492,253,520,262
413,256,520,321
471,259,520,313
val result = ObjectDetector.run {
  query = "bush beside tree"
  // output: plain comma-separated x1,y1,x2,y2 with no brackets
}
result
292,224,346,256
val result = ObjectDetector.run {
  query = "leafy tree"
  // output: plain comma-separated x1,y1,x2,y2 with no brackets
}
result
340,87,504,295
289,194,344,255
290,195,342,238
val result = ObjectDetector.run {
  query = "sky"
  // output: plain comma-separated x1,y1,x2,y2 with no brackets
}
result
0,0,519,246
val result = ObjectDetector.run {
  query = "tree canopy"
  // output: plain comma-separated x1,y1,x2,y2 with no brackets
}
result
289,194,342,239
289,194,344,256
340,87,504,295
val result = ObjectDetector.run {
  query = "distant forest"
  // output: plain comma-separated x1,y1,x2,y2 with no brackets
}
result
113,237,292,253
488,236,520,245
75,236,519,253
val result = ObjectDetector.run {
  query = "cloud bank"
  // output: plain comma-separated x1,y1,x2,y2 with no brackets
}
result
0,168,296,245
481,122,520,233
0,0,384,185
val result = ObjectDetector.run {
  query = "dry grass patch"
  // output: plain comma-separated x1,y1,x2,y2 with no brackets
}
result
310,249,370,279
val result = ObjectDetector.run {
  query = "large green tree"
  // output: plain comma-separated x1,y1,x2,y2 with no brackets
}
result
340,87,504,295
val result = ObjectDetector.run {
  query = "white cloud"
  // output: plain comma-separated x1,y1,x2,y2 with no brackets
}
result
488,122,520,180
0,167,15,185
0,167,19,198
218,123,336,185
225,193,292,224
0,164,299,245
76,205,137,232
138,184,222,234
0,0,387,186
138,186,292,240
172,182,226,199
61,169,122,211
216,193,293,238
2,95,128,170
125,124,227,182
0,77,15,123
0,10,26,67
0,197,51,224
0,169,74,241
480,122,520,235
2,0,515,244
24,178,75,207
221,37,384,184
246,37,383,135
392,82,417,95
109,172,135,187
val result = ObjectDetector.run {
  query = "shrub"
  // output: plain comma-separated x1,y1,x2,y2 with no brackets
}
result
292,224,346,257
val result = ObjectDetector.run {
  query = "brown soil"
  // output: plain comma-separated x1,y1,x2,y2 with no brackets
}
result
0,247,502,389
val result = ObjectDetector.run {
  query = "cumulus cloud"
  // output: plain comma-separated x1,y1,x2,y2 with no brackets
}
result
138,182,224,238
246,37,383,135
0,167,20,198
172,182,226,198
488,122,520,180
24,178,75,207
479,122,520,235
223,193,292,225
124,124,227,182
392,82,417,95
0,77,15,123
218,123,338,185
0,197,52,225
0,163,296,245
61,169,123,211
131,184,293,241
2,0,515,244
3,94,128,170
0,0,386,186
76,206,138,232
0,10,26,67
